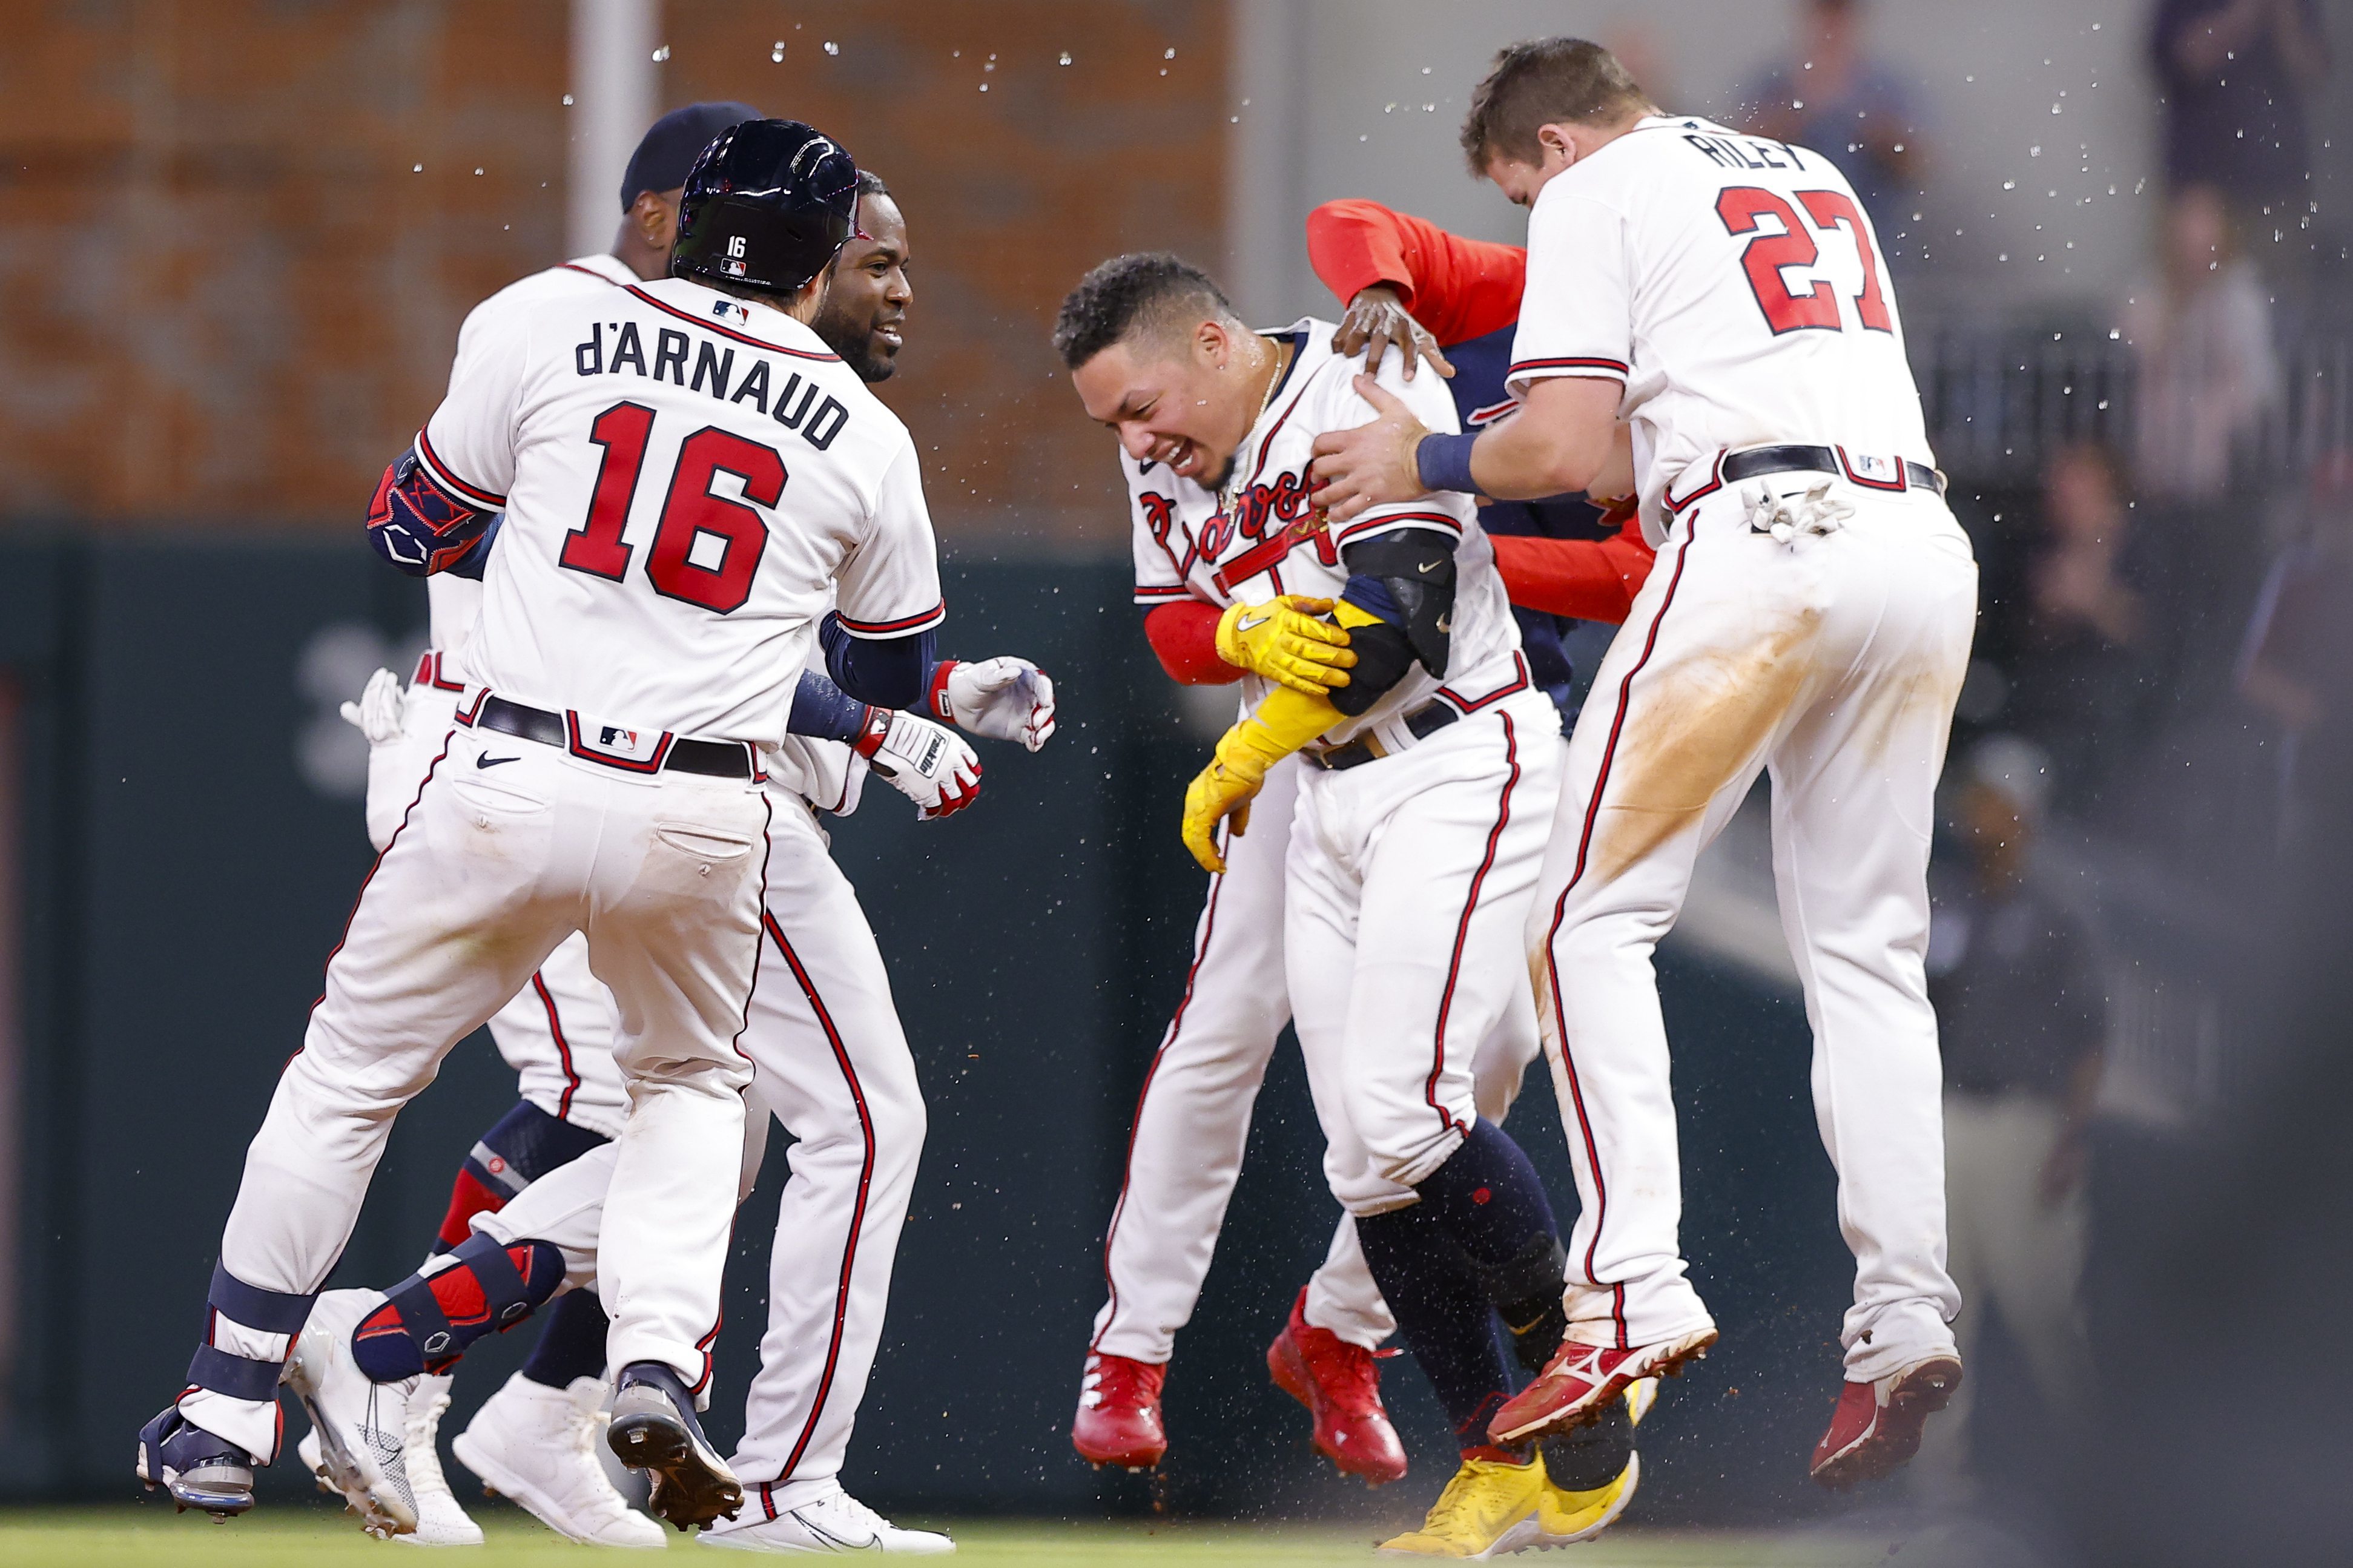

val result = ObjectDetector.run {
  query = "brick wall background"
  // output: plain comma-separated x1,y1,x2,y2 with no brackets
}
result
0,0,1228,541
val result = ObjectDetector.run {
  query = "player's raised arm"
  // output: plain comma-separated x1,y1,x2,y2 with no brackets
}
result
1307,199,1526,366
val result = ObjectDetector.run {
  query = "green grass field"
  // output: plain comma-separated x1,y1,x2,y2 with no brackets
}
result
0,1507,1901,1567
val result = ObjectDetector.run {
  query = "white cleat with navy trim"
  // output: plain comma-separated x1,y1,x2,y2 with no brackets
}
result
700,1483,955,1555
393,1374,486,1547
452,1372,665,1548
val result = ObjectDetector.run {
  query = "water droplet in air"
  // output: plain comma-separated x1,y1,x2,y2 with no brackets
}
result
652,44,670,62
772,42,785,62
1164,47,1176,59
824,40,840,56
412,163,423,173
1059,51,1072,65
561,93,574,105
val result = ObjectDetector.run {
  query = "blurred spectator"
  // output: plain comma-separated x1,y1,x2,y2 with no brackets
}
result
1912,736,2104,1509
2000,444,2156,814
2148,0,2328,212
2124,185,2282,506
1601,18,1677,116
2237,452,2353,848
1739,0,1927,228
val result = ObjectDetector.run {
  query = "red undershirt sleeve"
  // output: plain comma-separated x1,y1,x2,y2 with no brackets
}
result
1489,506,1658,625
1306,199,1530,349
1144,600,1239,685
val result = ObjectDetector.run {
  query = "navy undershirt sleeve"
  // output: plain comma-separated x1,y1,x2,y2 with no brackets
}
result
818,613,937,710
787,668,870,743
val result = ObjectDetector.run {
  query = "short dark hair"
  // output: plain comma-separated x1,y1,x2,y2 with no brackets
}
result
1459,38,1653,174
1053,252,1235,369
855,169,889,199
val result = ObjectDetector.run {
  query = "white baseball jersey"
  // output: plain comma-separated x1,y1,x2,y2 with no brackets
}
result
427,253,641,668
1507,115,1935,544
417,274,944,749
1126,318,1522,746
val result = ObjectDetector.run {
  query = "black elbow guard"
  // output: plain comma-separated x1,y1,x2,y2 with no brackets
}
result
1342,529,1458,680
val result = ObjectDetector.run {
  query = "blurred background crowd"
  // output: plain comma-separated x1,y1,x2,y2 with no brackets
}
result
2,2,2350,1564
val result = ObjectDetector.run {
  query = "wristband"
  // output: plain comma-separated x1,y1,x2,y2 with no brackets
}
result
925,659,960,722
1416,432,1482,498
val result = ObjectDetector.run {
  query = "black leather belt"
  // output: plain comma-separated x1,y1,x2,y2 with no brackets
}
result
1306,700,1457,771
474,696,754,779
1721,444,1944,496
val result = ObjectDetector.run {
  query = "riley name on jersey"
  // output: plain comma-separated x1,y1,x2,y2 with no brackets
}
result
572,295,853,452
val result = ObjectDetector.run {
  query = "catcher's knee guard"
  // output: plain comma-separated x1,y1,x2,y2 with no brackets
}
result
351,1231,566,1382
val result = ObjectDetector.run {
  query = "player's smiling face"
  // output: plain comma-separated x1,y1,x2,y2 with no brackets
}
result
1071,320,1259,490
811,193,911,383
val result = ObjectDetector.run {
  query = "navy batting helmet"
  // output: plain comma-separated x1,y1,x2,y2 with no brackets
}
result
670,119,860,297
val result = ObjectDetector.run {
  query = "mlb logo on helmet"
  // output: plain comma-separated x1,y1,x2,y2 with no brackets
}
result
724,234,748,278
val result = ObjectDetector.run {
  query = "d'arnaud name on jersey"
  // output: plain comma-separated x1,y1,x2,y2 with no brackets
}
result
573,321,849,451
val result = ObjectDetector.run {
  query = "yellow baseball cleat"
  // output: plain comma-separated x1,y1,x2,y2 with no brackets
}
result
1375,1454,1547,1558
1531,1451,1641,1547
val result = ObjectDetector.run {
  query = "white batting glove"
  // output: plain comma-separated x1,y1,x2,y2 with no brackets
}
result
930,656,1058,752
856,708,983,820
338,667,406,745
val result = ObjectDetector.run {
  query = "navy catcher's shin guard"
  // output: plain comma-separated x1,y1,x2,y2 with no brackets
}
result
351,1231,566,1383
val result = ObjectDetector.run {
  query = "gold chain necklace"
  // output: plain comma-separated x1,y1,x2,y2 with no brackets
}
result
1217,335,1294,518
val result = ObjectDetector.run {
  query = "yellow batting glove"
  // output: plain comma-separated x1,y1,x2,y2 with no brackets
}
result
1215,596,1357,696
1180,684,1347,874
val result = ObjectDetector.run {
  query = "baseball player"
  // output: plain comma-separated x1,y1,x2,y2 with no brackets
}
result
1311,39,1976,1486
317,100,767,1550
1060,254,1631,1558
137,119,945,1535
306,157,1048,1551
1075,208,1660,1512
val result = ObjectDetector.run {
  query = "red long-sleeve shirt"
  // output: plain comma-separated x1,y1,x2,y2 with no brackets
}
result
1304,199,1527,351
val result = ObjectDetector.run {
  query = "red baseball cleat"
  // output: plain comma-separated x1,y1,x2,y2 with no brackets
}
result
1072,1351,1167,1471
1808,1355,1963,1489
1488,1329,1717,1446
1266,1286,1409,1487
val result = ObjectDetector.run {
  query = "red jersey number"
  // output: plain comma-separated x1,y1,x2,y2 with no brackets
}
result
558,403,784,614
645,428,785,614
1715,186,1892,337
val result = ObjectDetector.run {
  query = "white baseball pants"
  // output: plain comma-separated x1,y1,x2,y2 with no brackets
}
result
479,794,922,1504
377,673,629,1138
188,719,765,1457
1287,689,1564,1219
1087,753,1547,1363
1533,480,1976,1381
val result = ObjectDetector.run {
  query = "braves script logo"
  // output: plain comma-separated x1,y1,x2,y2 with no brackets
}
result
1143,471,1334,583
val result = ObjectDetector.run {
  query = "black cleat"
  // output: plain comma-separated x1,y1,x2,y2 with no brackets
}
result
607,1361,744,1531
136,1406,256,1520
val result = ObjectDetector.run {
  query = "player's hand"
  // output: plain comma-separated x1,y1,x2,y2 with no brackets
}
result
1181,756,1264,875
860,709,983,820
1309,376,1433,524
937,657,1057,751
1336,286,1454,382
338,667,406,745
1215,596,1356,695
